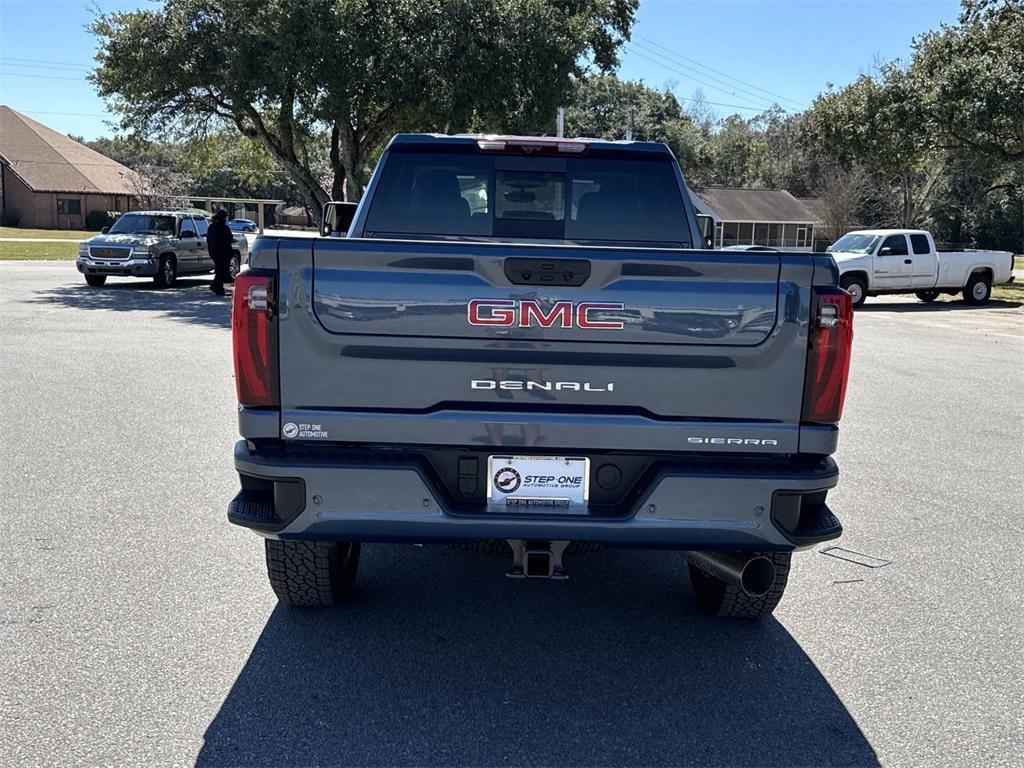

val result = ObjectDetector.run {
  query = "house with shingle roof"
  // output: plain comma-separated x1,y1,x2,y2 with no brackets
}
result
0,106,141,229
689,186,823,251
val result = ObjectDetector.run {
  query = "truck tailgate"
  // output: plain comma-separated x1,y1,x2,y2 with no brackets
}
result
273,238,814,453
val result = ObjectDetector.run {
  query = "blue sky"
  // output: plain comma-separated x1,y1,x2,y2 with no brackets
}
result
0,0,962,140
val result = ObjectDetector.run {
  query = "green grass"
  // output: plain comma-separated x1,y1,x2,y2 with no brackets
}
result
0,225,95,240
992,280,1024,303
0,240,79,259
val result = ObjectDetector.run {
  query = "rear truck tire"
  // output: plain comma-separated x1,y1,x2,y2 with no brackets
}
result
84,274,107,287
228,252,241,282
153,254,177,288
915,290,940,303
962,273,992,305
265,539,361,606
839,274,867,308
686,551,791,619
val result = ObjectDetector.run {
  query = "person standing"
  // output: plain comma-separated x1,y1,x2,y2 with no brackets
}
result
206,209,233,295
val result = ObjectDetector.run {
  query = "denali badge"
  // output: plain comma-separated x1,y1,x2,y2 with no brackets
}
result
468,299,625,329
472,379,614,392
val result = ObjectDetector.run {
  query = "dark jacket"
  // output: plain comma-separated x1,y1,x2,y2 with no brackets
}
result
206,219,234,261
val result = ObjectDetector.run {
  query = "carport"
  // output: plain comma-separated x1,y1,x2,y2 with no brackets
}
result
172,196,285,234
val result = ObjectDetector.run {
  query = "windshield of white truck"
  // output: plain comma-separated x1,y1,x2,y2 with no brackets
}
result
830,233,881,254
364,151,691,246
108,214,177,236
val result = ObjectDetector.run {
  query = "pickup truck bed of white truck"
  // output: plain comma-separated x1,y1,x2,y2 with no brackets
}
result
827,229,1014,307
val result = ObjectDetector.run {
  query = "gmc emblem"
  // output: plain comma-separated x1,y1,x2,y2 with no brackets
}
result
467,299,625,329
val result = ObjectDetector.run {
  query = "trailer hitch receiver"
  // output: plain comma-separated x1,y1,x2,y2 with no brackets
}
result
506,540,569,579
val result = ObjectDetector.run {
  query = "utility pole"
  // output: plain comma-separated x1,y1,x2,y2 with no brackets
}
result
556,106,565,138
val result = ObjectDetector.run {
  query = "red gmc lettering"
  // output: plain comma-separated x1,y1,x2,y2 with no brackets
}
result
577,303,625,329
467,299,516,326
468,299,625,330
519,301,573,328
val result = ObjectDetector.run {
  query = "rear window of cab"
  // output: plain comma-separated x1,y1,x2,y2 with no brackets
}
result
364,151,691,246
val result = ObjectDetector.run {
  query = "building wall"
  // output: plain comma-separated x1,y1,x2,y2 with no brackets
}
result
3,172,55,228
0,168,134,229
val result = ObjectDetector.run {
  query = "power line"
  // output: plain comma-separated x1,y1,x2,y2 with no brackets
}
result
21,110,109,117
0,71,88,82
672,95,772,113
630,40,799,110
0,61,93,74
626,46,779,112
0,56,92,70
624,48,775,113
633,34,804,108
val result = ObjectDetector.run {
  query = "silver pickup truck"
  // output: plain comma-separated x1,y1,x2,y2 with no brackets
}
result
227,134,855,620
76,209,248,288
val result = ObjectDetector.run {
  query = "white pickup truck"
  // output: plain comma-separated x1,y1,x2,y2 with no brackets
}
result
828,229,1014,307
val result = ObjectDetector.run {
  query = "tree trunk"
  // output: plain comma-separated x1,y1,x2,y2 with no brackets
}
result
901,172,912,227
338,122,367,202
281,157,330,224
234,102,330,223
330,122,347,201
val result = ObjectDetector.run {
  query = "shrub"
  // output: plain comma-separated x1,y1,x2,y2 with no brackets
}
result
85,210,120,231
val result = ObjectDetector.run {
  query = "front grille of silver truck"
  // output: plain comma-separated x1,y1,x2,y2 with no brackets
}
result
89,247,132,260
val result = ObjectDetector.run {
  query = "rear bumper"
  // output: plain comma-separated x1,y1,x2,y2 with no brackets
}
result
76,256,158,277
229,441,841,551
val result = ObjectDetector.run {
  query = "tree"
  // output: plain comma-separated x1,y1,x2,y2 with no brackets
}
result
806,66,940,227
705,115,759,188
803,0,1022,240
82,136,187,208
744,109,820,197
815,164,874,241
564,75,707,176
179,131,323,203
91,0,637,219
912,0,1024,163
85,132,320,217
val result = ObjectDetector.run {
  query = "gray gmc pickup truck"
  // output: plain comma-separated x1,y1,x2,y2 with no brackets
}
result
228,134,854,619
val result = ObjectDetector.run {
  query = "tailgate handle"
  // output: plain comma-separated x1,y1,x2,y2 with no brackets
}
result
504,257,591,287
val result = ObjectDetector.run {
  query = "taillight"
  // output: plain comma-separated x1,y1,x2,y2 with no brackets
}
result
232,274,278,407
802,288,854,424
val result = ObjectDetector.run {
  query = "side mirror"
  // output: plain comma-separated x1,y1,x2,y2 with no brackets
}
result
101,226,110,234
321,200,359,237
695,214,715,249
879,246,893,256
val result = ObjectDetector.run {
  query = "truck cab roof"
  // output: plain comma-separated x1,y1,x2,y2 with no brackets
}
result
845,228,931,237
387,133,676,157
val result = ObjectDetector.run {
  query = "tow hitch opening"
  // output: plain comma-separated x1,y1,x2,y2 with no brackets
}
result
506,540,570,579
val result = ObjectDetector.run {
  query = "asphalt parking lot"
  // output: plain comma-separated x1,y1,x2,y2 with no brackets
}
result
1,260,1022,767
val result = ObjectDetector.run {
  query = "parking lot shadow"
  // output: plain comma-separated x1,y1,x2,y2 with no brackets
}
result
32,280,231,329
858,297,1021,312
197,546,878,767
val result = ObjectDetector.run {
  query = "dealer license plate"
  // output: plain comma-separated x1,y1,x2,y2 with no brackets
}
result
487,455,590,508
